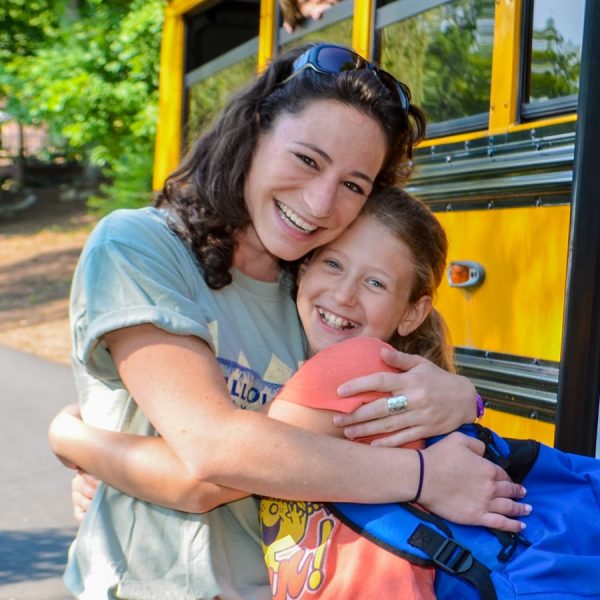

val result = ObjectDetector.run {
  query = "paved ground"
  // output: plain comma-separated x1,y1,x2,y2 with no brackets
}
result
0,346,78,599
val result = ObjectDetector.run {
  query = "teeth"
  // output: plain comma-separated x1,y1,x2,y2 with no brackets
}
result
276,201,318,233
318,308,358,330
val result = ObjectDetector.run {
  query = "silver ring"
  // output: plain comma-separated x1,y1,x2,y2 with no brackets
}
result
387,395,408,415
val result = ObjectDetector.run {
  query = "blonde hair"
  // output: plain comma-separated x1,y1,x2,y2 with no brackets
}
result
359,187,455,372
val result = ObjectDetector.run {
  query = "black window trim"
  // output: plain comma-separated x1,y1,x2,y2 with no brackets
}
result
518,0,581,123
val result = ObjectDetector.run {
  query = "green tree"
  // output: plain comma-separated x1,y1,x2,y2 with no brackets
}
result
379,0,494,126
530,17,580,101
1,0,165,212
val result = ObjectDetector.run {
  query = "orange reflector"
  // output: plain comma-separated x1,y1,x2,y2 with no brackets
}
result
447,261,485,288
449,263,471,285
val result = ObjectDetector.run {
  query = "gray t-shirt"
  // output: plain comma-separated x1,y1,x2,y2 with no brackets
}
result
65,207,306,599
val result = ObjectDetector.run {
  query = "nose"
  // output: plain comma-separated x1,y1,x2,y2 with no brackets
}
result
333,275,357,306
303,176,337,219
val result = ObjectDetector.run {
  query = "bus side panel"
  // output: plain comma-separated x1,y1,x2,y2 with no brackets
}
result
480,408,555,446
436,204,570,362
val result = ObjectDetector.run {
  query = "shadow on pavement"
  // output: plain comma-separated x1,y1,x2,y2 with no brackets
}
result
0,527,73,584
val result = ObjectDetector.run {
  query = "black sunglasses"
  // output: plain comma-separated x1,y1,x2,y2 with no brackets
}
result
282,44,411,112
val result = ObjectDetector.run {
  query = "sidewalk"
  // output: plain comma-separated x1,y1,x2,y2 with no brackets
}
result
0,345,77,599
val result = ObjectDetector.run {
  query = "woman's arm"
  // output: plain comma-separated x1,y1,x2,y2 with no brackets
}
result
101,323,529,531
335,348,478,446
48,409,248,513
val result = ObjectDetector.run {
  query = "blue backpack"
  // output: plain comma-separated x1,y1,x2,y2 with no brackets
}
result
330,424,600,600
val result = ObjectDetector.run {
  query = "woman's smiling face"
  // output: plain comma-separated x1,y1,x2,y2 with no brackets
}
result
241,99,388,265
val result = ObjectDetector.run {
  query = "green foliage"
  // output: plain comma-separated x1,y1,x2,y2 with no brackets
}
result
188,56,257,148
380,0,494,125
1,0,165,212
87,144,155,215
530,17,580,101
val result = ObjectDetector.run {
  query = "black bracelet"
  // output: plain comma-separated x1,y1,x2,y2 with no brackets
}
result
410,449,425,504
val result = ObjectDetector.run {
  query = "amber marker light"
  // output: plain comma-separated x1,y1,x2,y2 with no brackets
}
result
447,261,485,288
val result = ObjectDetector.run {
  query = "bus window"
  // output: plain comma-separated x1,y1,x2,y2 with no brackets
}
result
375,0,495,136
184,1,260,147
278,0,353,52
185,1,259,73
521,0,584,120
186,54,257,147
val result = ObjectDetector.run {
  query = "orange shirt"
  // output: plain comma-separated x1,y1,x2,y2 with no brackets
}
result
260,337,435,599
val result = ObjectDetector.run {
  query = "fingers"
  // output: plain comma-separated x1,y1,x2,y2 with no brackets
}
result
71,471,98,523
477,478,531,532
338,371,403,397
419,434,531,532
333,396,405,426
333,394,424,445
478,512,526,533
379,347,424,371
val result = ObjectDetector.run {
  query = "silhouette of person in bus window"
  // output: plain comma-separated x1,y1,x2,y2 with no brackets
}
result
279,0,340,32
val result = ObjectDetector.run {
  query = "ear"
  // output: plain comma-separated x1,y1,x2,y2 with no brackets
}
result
396,296,432,337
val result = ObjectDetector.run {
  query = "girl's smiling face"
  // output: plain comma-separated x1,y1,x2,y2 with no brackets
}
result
239,99,387,275
296,214,432,356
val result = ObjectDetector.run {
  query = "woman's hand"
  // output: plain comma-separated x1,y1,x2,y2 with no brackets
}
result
419,432,531,532
72,470,99,523
334,347,477,446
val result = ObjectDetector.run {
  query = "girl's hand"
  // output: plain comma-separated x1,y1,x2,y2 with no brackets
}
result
48,404,84,470
334,347,477,446
72,470,99,523
419,432,531,532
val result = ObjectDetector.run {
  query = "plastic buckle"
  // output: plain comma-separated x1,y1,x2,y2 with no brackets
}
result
497,532,532,562
432,538,474,575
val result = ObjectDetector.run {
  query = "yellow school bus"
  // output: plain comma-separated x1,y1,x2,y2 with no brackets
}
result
154,0,600,453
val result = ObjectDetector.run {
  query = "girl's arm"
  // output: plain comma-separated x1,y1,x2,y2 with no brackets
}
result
48,408,248,513
92,323,528,531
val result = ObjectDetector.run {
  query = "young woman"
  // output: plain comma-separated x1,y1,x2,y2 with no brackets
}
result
50,43,528,599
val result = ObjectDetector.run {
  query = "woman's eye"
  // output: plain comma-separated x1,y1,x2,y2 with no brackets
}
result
296,154,318,169
344,181,365,195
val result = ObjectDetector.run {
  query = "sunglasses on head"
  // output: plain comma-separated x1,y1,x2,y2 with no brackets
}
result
282,44,411,112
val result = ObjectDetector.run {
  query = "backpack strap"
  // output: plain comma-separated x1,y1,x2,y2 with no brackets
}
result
329,501,498,600
408,522,497,600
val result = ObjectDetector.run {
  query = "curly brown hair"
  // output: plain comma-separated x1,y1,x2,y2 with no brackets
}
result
359,187,455,372
155,43,426,290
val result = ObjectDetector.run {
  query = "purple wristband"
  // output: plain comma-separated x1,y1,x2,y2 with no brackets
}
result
475,393,485,419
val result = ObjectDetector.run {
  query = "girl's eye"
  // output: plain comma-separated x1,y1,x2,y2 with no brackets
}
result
367,278,386,289
324,259,342,270
296,154,318,169
344,181,366,195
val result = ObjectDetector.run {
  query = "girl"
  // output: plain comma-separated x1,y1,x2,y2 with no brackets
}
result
261,186,451,599
49,43,527,599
